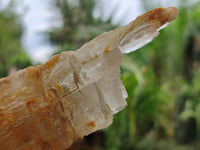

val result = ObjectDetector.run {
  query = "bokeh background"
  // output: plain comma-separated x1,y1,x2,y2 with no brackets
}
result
1,0,200,149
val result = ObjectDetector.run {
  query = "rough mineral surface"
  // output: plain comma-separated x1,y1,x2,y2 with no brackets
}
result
0,7,178,150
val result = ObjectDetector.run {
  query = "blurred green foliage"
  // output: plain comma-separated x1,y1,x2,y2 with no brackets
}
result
103,1,200,150
0,1,31,78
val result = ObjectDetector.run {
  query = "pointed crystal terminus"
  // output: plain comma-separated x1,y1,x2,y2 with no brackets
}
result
0,7,178,150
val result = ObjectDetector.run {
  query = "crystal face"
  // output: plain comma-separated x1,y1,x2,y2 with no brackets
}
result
0,7,178,150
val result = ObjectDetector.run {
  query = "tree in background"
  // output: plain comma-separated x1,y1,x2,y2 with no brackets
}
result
0,1,31,78
47,0,117,54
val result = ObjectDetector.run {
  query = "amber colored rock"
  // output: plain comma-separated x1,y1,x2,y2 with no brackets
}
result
0,7,178,150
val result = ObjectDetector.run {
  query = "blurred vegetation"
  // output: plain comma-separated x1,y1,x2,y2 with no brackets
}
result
103,1,200,150
2,0,200,149
0,1,31,78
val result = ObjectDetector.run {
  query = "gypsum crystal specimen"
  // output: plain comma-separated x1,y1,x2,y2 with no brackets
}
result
0,7,178,150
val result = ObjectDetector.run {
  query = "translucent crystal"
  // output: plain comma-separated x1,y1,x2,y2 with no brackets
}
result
0,7,178,150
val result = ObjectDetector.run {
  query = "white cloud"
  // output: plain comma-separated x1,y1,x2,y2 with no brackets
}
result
29,45,54,64
94,0,142,25
20,0,62,63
